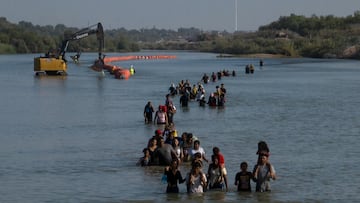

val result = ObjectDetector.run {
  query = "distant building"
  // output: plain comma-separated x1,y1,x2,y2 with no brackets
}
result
276,31,288,38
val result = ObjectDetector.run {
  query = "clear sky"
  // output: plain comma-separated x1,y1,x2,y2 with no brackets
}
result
1,0,359,32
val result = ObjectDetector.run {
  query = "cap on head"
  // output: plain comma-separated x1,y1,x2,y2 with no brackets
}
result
155,129,162,135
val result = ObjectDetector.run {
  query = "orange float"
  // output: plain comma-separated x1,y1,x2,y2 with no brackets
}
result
114,68,131,80
104,55,176,63
97,55,176,80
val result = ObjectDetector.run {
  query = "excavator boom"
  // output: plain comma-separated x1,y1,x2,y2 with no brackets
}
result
34,22,104,75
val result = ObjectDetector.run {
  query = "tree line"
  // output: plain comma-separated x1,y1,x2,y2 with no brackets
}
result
1,11,360,59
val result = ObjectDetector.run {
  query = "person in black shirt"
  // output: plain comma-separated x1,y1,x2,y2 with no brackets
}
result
235,162,254,192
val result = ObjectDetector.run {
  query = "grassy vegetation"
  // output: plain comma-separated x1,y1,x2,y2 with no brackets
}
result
1,11,360,59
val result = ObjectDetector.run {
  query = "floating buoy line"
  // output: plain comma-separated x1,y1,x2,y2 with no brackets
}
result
92,55,176,79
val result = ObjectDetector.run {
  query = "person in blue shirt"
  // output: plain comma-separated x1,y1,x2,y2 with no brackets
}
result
143,101,154,124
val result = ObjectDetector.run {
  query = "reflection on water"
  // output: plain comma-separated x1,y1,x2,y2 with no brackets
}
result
0,53,359,202
34,74,67,80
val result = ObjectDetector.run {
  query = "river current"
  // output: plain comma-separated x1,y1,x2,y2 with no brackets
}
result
0,51,359,202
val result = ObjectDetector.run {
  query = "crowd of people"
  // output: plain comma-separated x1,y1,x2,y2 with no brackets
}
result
170,78,228,109
137,132,276,194
139,68,276,194
144,78,228,126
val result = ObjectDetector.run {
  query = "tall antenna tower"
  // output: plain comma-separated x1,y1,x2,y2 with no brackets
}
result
235,0,238,31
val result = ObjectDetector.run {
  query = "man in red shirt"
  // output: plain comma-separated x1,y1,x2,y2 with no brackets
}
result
212,147,225,168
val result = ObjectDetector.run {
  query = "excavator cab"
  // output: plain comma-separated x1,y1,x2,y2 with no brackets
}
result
34,55,67,76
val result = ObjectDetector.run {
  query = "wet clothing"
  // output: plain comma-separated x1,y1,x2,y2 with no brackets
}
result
218,96,225,107
173,146,182,160
235,171,253,192
180,95,189,107
144,104,154,122
254,164,275,192
202,75,209,84
137,156,150,167
208,165,225,190
186,172,207,193
148,148,157,165
155,111,166,124
165,169,185,193
169,86,177,95
166,103,176,124
217,153,225,167
199,97,206,106
208,95,217,106
155,144,176,166
189,147,206,160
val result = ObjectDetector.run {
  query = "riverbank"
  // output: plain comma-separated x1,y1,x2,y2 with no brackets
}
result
217,53,291,58
218,51,360,60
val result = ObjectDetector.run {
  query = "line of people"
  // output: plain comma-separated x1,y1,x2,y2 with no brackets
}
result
168,79,227,108
140,73,276,194
144,82,227,127
202,69,236,84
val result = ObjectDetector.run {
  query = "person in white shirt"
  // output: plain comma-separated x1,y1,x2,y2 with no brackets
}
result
189,140,208,163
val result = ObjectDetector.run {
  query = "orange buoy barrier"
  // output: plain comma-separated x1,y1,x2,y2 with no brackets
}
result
91,60,130,79
114,68,130,80
103,64,115,73
101,64,130,79
103,55,176,63
96,55,175,80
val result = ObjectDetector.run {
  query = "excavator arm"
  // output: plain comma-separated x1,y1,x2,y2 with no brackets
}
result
34,22,104,75
59,22,104,61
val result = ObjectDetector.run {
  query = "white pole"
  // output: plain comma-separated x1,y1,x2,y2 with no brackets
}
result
235,0,238,32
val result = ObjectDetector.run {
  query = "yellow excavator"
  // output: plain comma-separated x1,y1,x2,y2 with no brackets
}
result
34,22,104,75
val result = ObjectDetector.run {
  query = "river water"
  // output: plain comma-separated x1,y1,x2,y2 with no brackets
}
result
0,51,359,202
